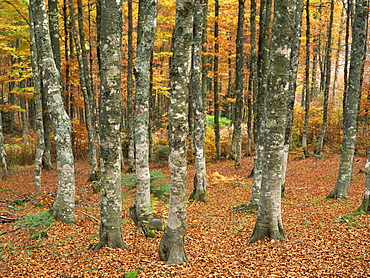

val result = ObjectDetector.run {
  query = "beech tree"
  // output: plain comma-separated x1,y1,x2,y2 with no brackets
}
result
134,0,158,233
68,0,98,181
92,0,127,249
213,0,221,159
228,0,244,165
29,5,44,190
249,0,300,243
357,147,370,213
302,0,311,157
0,110,7,180
158,0,193,264
189,0,207,202
314,0,335,156
246,0,273,211
126,0,135,173
328,0,368,200
30,0,75,224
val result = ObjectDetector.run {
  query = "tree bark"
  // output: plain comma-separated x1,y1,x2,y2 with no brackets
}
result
328,0,368,200
68,0,98,181
302,0,311,157
249,0,299,243
158,0,193,264
314,0,334,156
0,110,8,180
229,0,245,164
342,0,353,114
213,0,221,159
126,0,135,173
29,5,44,191
134,0,158,233
93,0,127,249
189,0,207,202
357,147,370,213
47,0,61,72
30,0,75,224
246,0,257,158
247,0,273,210
281,0,303,194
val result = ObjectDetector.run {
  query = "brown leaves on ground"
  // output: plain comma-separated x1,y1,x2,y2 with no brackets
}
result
0,154,369,277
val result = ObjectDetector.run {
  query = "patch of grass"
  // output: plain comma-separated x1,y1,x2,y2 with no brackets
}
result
337,211,365,223
9,199,25,207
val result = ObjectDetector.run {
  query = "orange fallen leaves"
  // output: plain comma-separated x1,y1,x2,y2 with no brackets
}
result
0,154,369,277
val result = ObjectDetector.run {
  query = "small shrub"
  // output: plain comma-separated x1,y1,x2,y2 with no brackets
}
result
14,211,54,239
122,170,170,202
151,145,169,164
206,115,232,128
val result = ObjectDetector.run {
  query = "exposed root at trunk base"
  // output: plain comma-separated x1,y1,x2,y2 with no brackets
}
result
158,229,190,265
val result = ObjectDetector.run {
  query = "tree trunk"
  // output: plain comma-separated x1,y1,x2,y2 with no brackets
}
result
126,0,135,173
158,0,193,264
229,0,245,164
343,0,353,114
357,147,370,213
314,0,334,156
134,0,157,234
302,0,311,157
247,0,272,211
328,0,368,200
30,0,75,224
62,0,71,116
249,0,299,243
92,0,127,249
189,0,207,202
29,5,44,190
213,0,221,159
281,0,303,194
41,83,53,171
68,0,98,181
246,0,256,158
47,0,61,72
0,110,8,180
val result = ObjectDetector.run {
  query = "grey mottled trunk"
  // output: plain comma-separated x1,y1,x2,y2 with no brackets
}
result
189,0,207,202
30,0,75,224
134,0,157,232
126,0,135,173
229,0,244,164
93,0,127,249
0,110,7,180
29,6,44,190
246,0,257,158
158,0,193,264
249,0,299,243
47,0,61,72
213,0,221,159
343,0,353,114
247,0,272,211
302,0,310,157
281,0,303,193
357,147,370,213
328,0,368,200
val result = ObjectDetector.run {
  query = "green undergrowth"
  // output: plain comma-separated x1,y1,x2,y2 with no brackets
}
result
14,211,54,239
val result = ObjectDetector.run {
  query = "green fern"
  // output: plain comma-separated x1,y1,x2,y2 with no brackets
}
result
122,170,170,202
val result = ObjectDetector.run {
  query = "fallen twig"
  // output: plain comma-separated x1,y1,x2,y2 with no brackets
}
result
75,210,99,222
0,227,20,235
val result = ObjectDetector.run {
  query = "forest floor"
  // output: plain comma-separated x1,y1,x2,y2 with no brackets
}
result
0,153,369,277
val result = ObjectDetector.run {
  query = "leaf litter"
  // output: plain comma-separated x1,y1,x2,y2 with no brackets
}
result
0,154,369,277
